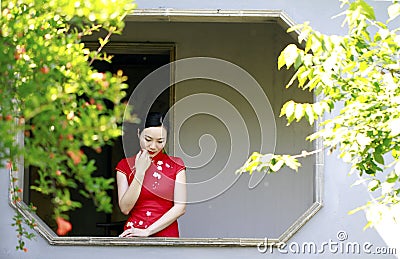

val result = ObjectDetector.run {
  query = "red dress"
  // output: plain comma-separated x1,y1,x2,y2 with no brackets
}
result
116,151,185,237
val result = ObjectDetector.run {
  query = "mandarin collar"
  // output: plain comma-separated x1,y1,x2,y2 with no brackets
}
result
151,150,166,162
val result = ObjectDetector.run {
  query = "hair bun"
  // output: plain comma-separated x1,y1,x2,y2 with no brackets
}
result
145,112,165,128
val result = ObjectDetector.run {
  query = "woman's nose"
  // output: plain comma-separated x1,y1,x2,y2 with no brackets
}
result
149,141,156,149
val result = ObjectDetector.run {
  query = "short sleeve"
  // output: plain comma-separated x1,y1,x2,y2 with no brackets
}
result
116,157,135,176
171,157,185,176
116,158,128,175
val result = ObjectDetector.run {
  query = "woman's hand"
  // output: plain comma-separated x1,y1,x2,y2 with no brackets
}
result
135,149,151,178
119,227,150,238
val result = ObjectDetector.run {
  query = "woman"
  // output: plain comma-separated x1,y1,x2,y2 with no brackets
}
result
116,112,186,237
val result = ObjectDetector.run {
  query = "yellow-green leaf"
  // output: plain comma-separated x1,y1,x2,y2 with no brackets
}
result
282,44,299,69
295,103,304,121
388,3,400,22
284,100,295,118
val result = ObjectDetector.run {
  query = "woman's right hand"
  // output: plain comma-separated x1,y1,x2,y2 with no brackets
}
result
135,149,151,178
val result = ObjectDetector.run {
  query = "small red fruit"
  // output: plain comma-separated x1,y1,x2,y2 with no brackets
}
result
40,66,50,74
56,217,72,236
67,150,83,165
14,53,22,60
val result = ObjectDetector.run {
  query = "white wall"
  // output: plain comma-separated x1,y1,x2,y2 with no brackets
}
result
0,0,396,258
112,20,315,238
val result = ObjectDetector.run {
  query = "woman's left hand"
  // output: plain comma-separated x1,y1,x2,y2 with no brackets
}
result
119,227,150,238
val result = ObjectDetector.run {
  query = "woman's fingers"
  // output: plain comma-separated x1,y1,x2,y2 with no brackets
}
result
137,149,149,160
119,229,130,237
136,150,146,164
119,228,136,237
141,150,150,160
135,149,151,176
121,233,136,238
137,150,150,164
119,228,147,238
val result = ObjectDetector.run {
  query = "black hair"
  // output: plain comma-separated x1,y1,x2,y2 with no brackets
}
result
144,112,168,130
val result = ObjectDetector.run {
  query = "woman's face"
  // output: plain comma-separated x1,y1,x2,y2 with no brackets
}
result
139,126,167,157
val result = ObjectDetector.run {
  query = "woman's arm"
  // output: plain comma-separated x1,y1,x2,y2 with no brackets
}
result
116,171,144,215
119,169,187,237
117,150,151,215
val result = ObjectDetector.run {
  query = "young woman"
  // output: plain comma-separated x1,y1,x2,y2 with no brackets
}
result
116,112,186,237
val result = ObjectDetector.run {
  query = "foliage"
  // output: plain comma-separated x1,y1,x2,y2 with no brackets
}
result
0,0,135,251
238,0,400,227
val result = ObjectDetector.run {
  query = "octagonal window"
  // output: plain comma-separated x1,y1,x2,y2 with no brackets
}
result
13,9,322,247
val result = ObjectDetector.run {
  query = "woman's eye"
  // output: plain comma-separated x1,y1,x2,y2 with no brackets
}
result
145,138,151,142
158,141,163,144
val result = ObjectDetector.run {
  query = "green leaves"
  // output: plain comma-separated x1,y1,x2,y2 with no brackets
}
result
349,0,376,20
1,0,136,250
368,179,380,192
243,0,400,230
237,152,301,175
280,100,332,125
278,44,300,70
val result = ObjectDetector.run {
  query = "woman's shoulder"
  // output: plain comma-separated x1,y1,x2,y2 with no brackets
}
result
165,155,185,170
116,156,136,173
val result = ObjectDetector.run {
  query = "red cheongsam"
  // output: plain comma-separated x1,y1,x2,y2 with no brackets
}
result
116,151,185,237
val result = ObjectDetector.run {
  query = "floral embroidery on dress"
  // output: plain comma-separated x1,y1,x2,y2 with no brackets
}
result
152,182,160,190
118,152,184,237
152,181,160,189
126,221,134,228
153,172,161,179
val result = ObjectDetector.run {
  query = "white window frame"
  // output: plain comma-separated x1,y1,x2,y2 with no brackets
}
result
10,9,323,247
